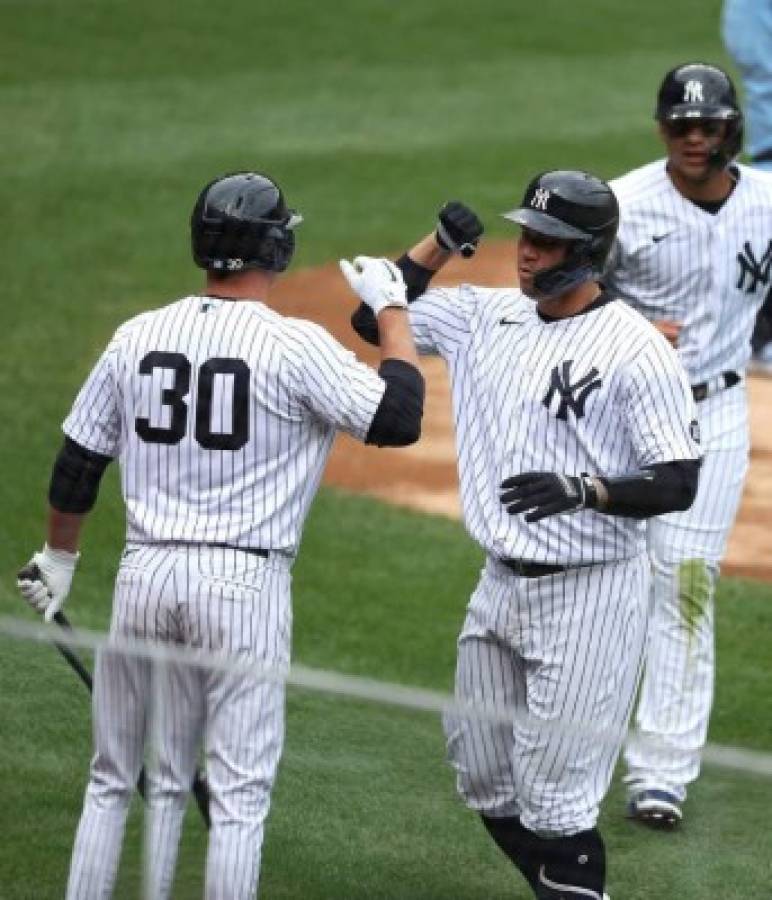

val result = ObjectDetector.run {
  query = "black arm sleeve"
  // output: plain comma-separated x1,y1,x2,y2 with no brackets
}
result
598,459,700,519
397,253,435,302
365,359,425,447
350,253,437,347
351,303,379,346
48,437,113,514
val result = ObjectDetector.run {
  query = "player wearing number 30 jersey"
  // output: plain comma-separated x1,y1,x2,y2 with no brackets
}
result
16,172,424,899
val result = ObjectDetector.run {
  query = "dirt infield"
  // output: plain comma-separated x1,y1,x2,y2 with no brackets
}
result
272,245,772,581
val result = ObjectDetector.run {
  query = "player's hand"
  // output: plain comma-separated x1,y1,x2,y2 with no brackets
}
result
435,201,484,258
17,544,80,621
339,256,408,317
652,319,682,347
500,471,598,523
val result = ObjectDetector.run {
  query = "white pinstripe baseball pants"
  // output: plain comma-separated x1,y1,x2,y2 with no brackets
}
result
624,384,749,800
65,544,292,900
445,554,649,836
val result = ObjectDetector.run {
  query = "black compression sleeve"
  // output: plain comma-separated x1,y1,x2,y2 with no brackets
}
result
599,459,700,519
49,437,113,513
395,253,434,302
351,303,379,346
351,254,437,347
365,359,425,447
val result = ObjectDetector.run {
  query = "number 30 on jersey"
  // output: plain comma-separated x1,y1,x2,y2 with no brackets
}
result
135,351,249,451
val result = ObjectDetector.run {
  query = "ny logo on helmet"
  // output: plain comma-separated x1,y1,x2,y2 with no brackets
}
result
543,360,602,421
531,188,550,211
683,80,704,103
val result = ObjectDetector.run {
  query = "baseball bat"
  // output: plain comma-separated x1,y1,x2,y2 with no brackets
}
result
51,610,211,829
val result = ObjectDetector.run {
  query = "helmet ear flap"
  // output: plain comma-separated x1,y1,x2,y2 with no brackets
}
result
255,226,295,273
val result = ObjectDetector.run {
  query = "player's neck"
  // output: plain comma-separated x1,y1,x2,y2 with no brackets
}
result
536,281,602,319
666,164,736,204
203,270,276,302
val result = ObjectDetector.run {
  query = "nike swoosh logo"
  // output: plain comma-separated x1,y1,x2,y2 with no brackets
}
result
652,234,669,243
538,865,603,899
499,317,525,326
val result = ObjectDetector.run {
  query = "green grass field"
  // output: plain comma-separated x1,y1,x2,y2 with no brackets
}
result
2,0,771,897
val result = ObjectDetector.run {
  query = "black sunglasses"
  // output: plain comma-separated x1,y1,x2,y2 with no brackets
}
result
664,119,726,138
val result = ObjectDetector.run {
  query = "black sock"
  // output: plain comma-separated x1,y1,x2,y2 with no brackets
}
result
480,814,540,890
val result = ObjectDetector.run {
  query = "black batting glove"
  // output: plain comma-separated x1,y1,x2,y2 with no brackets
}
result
500,471,599,523
435,201,483,258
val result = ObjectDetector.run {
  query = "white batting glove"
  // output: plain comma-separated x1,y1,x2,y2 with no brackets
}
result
339,256,408,317
17,544,80,622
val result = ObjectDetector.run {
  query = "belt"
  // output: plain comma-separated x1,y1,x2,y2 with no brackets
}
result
145,541,270,557
691,370,740,403
500,559,573,578
209,543,269,557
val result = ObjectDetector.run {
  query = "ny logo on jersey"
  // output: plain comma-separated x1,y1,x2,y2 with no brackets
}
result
543,360,602,421
683,80,704,103
531,188,550,211
736,240,772,300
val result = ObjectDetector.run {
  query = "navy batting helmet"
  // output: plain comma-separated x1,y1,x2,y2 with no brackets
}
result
502,170,619,298
655,63,743,164
191,172,302,274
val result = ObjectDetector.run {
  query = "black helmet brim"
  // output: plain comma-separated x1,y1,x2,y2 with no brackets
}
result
659,104,739,121
501,207,591,242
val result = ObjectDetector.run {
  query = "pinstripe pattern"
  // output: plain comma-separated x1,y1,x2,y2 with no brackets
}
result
66,545,291,900
408,287,700,563
606,161,772,800
607,160,772,381
624,383,749,800
62,294,387,897
445,555,648,834
63,296,385,552
407,282,698,837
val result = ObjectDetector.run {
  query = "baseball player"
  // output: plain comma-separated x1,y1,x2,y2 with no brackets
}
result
604,62,772,830
16,171,425,899
344,171,701,900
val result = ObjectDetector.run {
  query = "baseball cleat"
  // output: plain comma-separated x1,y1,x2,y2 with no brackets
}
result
626,789,682,830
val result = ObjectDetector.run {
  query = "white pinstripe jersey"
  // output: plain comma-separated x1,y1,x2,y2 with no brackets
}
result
606,160,772,381
409,287,700,564
63,295,385,552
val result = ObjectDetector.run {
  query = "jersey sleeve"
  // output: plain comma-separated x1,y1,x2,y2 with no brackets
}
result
284,320,386,440
407,284,477,356
62,337,123,457
622,334,701,467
